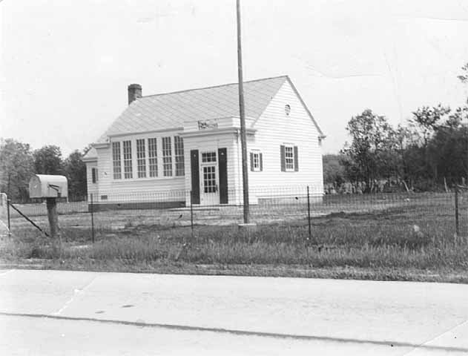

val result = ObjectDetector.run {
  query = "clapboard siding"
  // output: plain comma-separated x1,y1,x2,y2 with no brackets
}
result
86,161,99,201
248,80,323,197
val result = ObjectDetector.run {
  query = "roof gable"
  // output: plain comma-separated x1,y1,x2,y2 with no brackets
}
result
286,77,325,138
97,76,288,143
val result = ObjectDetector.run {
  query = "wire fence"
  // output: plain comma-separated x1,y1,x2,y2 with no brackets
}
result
1,186,468,243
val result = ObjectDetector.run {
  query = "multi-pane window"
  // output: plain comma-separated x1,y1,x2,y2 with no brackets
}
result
281,145,298,172
174,136,185,176
202,152,216,163
285,146,294,171
251,152,262,172
148,138,158,177
111,135,187,180
203,166,217,193
253,154,260,169
136,139,146,178
112,142,122,179
123,140,133,179
162,137,172,177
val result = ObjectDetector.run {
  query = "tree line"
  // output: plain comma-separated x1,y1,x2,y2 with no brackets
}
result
324,62,468,193
0,140,88,202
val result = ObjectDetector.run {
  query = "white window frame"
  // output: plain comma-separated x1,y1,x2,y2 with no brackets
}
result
174,136,185,176
136,139,147,178
112,134,186,181
148,137,158,178
123,140,133,179
162,136,173,177
251,151,262,172
112,142,122,180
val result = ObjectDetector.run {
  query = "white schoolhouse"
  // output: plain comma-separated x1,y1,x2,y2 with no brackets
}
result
84,76,325,210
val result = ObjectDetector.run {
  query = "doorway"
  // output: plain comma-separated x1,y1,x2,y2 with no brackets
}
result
200,151,219,205
190,148,228,205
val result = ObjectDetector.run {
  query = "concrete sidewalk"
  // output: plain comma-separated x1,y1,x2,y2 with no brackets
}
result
0,269,467,355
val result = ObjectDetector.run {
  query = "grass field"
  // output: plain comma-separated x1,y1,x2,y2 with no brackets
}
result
2,192,468,282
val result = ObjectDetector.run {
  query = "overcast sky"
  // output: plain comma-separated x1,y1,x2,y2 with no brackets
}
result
1,0,468,156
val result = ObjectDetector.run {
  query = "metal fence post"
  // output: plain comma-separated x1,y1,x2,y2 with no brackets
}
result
190,190,194,240
90,194,95,243
307,186,312,241
455,185,459,237
7,199,11,236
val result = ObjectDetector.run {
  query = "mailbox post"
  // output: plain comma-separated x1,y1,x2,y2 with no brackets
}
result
46,198,59,238
29,175,68,239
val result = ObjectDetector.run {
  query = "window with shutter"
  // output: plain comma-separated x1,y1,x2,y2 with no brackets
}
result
250,151,262,172
281,144,298,172
91,168,98,183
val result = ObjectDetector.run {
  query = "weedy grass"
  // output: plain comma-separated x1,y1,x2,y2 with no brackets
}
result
3,205,468,273
2,193,468,281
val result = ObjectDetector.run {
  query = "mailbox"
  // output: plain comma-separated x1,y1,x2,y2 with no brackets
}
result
29,175,68,198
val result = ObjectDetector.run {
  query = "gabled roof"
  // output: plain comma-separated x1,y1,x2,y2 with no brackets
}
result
82,147,97,161
95,76,288,144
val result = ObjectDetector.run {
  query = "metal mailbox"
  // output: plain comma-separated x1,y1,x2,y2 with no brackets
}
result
29,175,68,198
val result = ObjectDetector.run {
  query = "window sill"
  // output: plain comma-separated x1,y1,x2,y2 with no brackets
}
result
111,176,185,183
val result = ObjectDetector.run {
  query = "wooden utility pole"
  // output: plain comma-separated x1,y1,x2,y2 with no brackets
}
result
236,0,250,223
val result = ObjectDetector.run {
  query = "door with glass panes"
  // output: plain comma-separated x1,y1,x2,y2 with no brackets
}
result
200,151,219,205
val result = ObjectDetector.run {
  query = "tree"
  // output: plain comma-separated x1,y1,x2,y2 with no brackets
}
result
64,149,87,200
33,145,64,175
410,105,451,183
431,123,468,183
341,109,399,192
323,154,346,186
411,104,451,145
0,138,35,201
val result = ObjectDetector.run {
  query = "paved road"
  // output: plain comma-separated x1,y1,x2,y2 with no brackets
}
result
0,269,467,355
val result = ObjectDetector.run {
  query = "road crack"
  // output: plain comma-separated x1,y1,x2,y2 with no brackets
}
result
401,318,468,355
52,276,98,316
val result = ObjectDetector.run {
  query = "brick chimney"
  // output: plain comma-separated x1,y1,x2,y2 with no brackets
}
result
128,84,142,105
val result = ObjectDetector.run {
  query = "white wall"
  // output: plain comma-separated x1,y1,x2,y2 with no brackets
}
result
85,161,99,202
247,80,324,199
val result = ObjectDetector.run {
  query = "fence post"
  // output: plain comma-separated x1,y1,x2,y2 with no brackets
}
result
7,199,11,236
307,186,312,242
190,190,194,240
455,185,459,237
90,194,95,243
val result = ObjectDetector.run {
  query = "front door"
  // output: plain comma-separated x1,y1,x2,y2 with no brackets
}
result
200,151,219,205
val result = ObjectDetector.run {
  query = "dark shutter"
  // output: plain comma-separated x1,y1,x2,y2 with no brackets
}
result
294,146,299,171
218,148,228,204
250,152,254,171
280,145,286,172
259,153,263,172
190,150,200,204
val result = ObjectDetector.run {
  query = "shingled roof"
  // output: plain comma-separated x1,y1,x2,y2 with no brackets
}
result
96,75,288,144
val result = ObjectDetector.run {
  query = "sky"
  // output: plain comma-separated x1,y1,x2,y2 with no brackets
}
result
1,0,468,156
